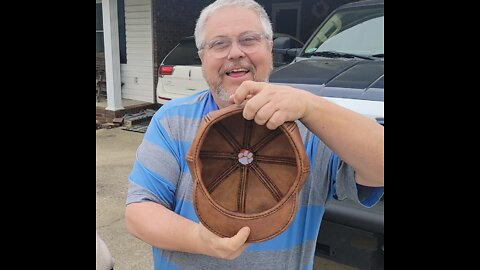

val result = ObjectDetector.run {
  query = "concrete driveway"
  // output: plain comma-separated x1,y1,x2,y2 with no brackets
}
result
96,127,153,270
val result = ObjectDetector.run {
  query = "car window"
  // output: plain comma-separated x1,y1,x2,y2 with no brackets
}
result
273,33,304,48
303,6,384,57
162,39,202,66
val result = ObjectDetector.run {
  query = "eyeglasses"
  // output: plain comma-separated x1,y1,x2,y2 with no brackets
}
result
199,32,268,59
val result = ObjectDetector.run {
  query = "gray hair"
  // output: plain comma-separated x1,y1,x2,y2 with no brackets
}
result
194,0,273,49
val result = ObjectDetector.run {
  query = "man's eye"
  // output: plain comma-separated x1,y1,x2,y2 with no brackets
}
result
211,40,230,49
240,35,260,45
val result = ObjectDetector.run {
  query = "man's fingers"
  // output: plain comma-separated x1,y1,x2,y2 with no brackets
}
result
227,227,250,248
231,81,266,104
265,112,286,130
251,102,276,126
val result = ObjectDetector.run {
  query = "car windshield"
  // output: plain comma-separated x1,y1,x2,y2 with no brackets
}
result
303,5,384,58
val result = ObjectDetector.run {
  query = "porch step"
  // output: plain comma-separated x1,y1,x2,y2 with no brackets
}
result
96,102,160,125
123,109,156,128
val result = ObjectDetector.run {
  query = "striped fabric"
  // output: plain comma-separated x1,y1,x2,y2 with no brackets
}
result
127,90,383,270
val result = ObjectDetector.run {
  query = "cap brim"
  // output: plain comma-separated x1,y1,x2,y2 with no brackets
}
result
193,179,298,242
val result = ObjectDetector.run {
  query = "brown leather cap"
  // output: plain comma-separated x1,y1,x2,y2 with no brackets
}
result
186,105,310,242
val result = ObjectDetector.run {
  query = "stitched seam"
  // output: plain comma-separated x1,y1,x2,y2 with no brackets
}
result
207,162,239,193
255,155,297,166
250,163,283,201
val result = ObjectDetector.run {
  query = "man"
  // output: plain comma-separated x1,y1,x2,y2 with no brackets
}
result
125,0,384,269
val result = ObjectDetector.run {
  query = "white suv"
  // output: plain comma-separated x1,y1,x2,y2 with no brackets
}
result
156,36,209,104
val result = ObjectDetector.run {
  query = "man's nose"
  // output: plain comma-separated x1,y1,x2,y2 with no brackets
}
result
227,41,246,59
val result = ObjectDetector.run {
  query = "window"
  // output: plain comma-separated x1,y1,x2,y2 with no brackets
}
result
304,6,384,57
162,38,202,66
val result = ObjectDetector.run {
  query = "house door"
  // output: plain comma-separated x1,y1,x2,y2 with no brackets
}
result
272,2,301,40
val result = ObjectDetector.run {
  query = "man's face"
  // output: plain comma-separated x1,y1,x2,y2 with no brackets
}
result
199,6,273,108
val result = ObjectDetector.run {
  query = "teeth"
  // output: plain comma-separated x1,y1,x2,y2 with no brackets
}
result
230,68,247,73
225,68,249,75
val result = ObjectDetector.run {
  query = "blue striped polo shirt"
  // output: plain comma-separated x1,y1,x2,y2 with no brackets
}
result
127,90,383,270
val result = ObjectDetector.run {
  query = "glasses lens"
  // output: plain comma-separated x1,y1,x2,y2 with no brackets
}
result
238,33,262,54
209,38,231,58
206,33,264,59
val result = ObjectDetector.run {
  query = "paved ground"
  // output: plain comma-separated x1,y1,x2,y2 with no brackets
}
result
96,126,355,270
96,127,153,270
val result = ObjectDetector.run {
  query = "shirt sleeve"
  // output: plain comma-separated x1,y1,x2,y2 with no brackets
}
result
331,154,384,207
126,112,181,210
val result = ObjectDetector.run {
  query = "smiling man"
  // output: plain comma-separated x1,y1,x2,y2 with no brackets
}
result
196,3,273,108
125,1,384,269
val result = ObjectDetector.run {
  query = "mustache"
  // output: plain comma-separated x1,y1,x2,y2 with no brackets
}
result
219,60,256,75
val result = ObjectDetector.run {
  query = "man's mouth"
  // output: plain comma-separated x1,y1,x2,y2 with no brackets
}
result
225,68,249,78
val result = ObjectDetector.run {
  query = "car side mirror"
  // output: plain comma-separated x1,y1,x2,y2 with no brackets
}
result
272,37,302,67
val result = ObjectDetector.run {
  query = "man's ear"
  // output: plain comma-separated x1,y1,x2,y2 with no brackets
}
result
268,41,273,52
198,51,204,62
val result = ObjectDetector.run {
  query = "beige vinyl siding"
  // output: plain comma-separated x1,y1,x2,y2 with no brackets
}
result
121,0,154,102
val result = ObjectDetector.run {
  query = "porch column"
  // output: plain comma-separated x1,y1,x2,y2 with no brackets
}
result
102,0,124,111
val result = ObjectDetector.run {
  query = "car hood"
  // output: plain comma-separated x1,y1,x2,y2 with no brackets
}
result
269,58,384,101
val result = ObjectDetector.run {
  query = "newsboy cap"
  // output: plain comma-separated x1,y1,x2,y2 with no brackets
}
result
186,105,310,242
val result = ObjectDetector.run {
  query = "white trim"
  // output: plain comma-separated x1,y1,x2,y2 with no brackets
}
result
325,97,384,120
102,0,124,110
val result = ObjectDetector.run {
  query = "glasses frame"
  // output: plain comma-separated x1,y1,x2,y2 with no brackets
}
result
199,32,269,59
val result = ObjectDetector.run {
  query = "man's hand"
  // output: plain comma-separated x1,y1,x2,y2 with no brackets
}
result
195,222,250,260
229,81,315,130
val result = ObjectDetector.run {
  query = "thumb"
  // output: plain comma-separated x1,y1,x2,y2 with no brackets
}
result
228,227,251,247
